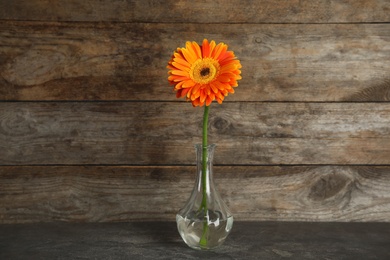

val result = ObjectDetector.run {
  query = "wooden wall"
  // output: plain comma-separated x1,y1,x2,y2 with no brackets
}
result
1,0,390,223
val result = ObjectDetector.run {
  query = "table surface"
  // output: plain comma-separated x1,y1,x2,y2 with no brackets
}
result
1,222,389,259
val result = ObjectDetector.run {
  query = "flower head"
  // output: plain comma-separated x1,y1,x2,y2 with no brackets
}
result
167,39,242,107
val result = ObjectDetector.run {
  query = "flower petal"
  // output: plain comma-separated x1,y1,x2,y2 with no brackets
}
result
181,45,197,64
211,43,225,60
202,39,210,58
200,90,207,103
182,79,196,88
217,74,231,82
172,61,190,72
171,70,189,77
208,40,216,57
181,87,190,97
206,96,213,106
173,57,191,67
190,41,202,59
169,75,190,82
209,82,219,93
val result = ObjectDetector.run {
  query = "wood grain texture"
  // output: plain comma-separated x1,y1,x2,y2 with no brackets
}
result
0,0,389,23
0,22,389,102
1,222,390,259
0,102,389,165
1,0,390,225
1,166,390,223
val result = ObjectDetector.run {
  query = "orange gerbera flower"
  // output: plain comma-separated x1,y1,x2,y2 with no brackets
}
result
167,39,242,107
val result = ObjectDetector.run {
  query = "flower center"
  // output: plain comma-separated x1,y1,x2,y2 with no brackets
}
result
190,58,220,84
200,68,210,77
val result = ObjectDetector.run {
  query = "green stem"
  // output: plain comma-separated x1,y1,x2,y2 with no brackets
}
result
199,105,210,247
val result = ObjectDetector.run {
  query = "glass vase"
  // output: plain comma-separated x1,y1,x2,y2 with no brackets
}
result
176,144,233,250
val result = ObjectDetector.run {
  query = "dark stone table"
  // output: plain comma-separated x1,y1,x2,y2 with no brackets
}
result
1,222,389,259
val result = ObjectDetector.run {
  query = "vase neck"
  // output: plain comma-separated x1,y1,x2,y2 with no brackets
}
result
195,144,216,188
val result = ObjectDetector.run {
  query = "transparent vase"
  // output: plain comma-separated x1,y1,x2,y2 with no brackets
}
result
176,144,233,250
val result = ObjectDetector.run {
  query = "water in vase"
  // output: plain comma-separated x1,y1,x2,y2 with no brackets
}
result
176,210,233,250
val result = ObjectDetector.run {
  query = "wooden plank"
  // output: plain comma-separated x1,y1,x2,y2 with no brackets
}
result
1,165,390,223
1,102,390,165
0,22,389,102
0,0,389,23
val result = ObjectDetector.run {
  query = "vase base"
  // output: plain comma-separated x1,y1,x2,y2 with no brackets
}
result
176,214,233,250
